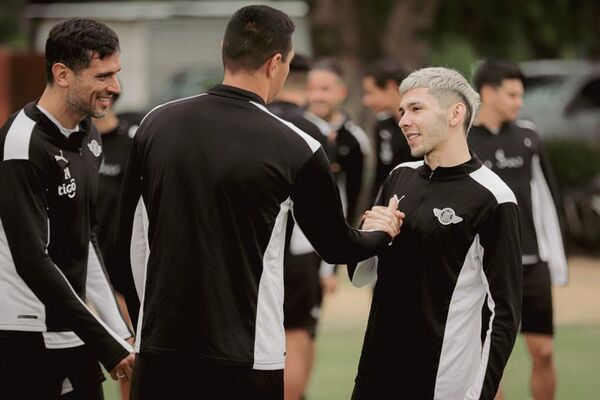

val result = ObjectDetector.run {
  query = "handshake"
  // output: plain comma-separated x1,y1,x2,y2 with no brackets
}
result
362,195,405,240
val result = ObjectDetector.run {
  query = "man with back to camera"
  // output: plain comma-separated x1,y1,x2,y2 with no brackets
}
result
0,18,134,399
349,67,522,399
267,53,332,400
109,5,404,400
361,58,421,202
469,59,568,400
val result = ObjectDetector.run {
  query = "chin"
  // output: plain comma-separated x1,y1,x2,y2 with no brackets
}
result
91,110,106,119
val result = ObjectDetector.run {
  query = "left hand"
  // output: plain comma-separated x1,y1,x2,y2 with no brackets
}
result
109,337,135,382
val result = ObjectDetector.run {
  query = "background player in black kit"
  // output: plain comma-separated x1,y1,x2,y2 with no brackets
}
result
469,60,568,400
307,58,371,224
0,18,134,399
267,53,331,400
111,6,403,400
349,67,522,400
361,58,420,202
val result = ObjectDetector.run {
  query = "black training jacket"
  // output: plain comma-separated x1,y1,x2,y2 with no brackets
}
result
0,102,132,371
111,85,390,370
469,121,568,284
349,156,522,399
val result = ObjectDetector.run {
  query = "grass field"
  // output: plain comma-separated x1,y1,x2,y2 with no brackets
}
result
103,257,600,399
306,324,600,400
103,324,600,399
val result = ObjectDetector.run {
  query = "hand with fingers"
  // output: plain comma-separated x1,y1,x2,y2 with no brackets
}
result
363,195,405,240
110,352,135,382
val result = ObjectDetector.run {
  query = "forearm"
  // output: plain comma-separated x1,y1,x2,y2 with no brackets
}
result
291,150,389,264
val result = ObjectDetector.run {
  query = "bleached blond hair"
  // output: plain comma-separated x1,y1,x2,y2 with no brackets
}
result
399,67,480,132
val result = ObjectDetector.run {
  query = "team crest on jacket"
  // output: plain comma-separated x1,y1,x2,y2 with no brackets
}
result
433,208,463,225
87,140,102,157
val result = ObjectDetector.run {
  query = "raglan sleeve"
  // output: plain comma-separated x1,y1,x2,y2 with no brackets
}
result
475,200,522,399
346,176,391,287
0,158,132,371
290,147,390,265
108,130,146,330
86,234,133,340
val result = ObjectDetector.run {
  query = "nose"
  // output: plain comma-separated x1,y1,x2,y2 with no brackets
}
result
515,96,523,109
108,75,121,95
399,112,410,129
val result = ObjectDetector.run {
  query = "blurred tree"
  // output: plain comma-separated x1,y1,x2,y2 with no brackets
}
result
0,0,28,47
430,0,600,64
307,0,439,69
307,0,600,78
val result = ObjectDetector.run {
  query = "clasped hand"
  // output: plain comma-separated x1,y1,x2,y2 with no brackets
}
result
362,195,405,239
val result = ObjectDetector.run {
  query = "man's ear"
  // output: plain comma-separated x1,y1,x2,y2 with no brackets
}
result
52,63,71,88
449,102,467,128
266,53,282,78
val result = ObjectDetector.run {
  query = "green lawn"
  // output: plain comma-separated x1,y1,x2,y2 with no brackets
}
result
104,325,600,400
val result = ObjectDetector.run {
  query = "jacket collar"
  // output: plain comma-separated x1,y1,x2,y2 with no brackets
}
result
417,152,483,180
23,101,92,149
207,84,266,106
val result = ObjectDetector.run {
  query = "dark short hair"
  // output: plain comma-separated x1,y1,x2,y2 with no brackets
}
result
311,57,345,80
222,5,295,72
45,18,120,84
362,59,407,89
283,53,311,88
472,59,524,93
290,53,311,73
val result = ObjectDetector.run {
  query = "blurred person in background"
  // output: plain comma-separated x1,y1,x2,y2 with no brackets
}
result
268,53,332,400
469,59,568,400
361,59,420,202
307,57,371,225
349,67,522,400
110,5,403,400
93,90,141,400
306,58,371,299
0,18,134,399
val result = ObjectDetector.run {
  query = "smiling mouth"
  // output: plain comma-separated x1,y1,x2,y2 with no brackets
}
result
405,132,421,144
96,95,112,105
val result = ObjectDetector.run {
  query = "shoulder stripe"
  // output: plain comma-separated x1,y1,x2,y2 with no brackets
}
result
515,119,538,132
390,160,424,174
469,166,517,204
3,110,35,161
302,110,330,137
250,101,321,153
140,93,208,126
346,121,371,155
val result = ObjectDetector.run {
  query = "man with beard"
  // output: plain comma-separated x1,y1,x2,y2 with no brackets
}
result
0,18,134,399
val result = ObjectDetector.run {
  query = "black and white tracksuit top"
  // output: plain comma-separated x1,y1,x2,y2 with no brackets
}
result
469,121,568,284
0,102,133,371
371,112,420,202
111,85,390,370
349,156,522,399
329,113,370,223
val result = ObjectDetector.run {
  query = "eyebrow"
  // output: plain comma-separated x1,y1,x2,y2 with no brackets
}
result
95,68,121,78
399,100,424,112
